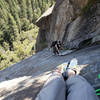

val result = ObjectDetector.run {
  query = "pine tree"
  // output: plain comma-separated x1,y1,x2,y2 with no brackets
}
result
0,1,8,22
26,0,33,22
4,13,19,49
0,0,55,70
6,0,21,33
18,0,27,18
0,30,3,43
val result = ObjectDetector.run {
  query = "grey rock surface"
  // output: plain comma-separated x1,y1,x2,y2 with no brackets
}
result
0,45,100,100
36,0,100,51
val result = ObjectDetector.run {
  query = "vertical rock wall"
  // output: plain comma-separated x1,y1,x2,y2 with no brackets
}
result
36,0,100,51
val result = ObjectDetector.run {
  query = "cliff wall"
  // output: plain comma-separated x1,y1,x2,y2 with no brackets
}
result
36,0,100,51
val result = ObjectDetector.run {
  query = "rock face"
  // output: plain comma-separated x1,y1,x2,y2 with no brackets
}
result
35,6,54,52
36,0,100,51
0,1,100,100
0,45,100,100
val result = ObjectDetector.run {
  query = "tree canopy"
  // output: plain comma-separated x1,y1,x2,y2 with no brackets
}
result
0,0,55,70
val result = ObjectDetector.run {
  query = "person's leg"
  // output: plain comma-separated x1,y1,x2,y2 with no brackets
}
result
53,47,57,55
66,75,99,100
36,72,66,100
55,45,60,54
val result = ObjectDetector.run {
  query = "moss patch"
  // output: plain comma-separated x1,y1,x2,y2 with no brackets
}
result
81,0,96,15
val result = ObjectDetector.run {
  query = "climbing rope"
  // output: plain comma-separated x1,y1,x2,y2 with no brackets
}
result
96,89,100,96
96,74,100,96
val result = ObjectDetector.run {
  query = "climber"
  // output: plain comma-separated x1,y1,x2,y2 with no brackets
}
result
50,41,60,55
36,64,99,100
50,41,62,55
57,41,62,50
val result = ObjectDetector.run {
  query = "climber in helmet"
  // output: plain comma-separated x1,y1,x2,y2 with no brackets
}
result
50,40,62,55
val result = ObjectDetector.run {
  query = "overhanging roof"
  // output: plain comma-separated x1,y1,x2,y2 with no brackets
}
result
36,5,54,24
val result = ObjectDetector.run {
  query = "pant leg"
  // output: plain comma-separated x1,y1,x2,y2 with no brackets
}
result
36,73,66,100
66,75,99,100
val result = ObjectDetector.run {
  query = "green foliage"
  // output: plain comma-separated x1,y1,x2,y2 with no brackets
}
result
21,18,30,31
0,0,54,70
0,28,38,70
2,42,10,51
0,30,3,42
26,0,33,22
